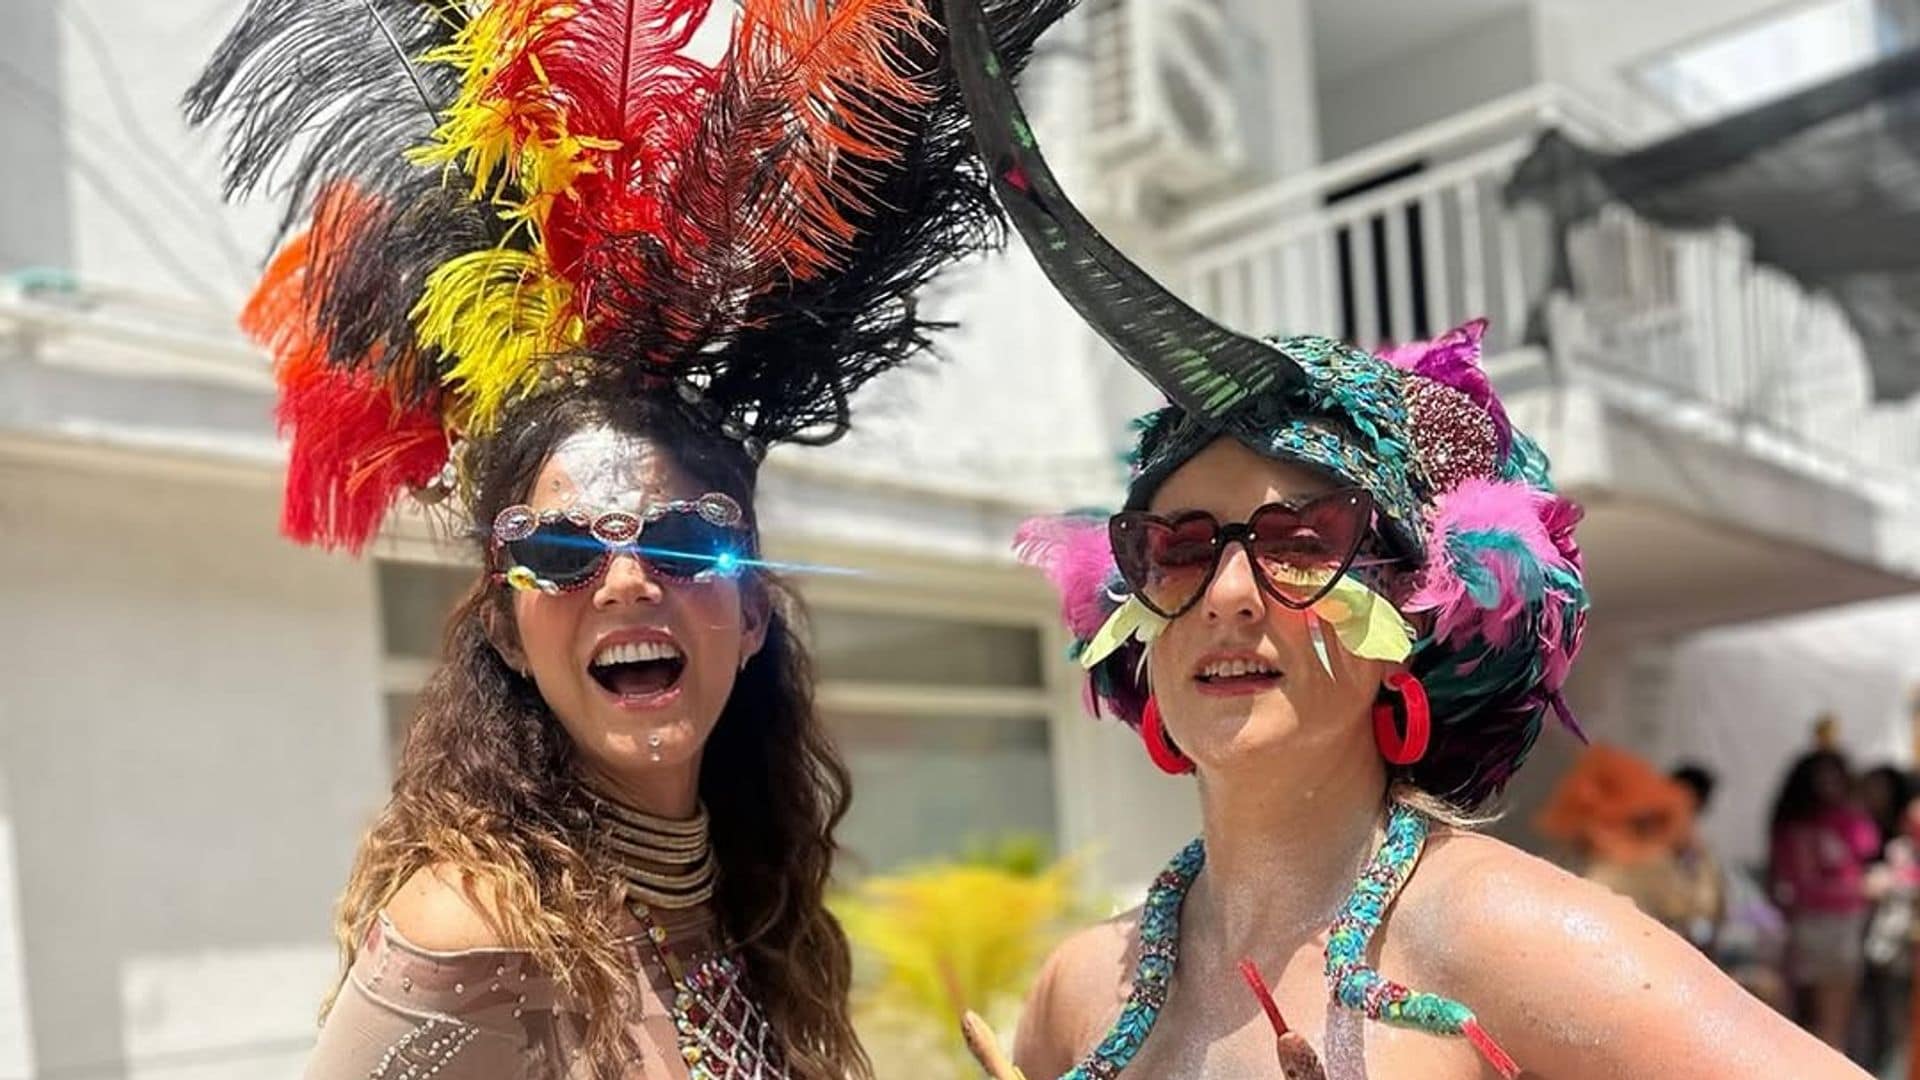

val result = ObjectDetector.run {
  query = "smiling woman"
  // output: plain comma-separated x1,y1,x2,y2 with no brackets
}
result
180,0,1075,1074
335,390,840,1075
939,0,1874,1074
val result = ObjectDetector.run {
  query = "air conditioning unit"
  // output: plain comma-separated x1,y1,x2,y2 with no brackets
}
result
1085,0,1255,199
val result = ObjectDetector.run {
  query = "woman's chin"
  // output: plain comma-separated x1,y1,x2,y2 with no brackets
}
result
576,715,694,768
1180,708,1310,766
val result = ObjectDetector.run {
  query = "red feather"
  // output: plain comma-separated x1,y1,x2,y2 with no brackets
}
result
486,0,720,285
678,0,930,279
270,350,449,553
567,0,935,362
431,0,937,360
242,184,448,552
733,0,932,260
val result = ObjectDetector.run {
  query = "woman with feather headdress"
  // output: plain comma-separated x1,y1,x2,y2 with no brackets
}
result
937,1,1870,1076
185,0,1070,1076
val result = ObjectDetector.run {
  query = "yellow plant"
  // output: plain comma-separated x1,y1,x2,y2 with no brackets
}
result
834,844,1079,1075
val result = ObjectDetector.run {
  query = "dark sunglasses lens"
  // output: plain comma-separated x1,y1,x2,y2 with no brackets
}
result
507,522,605,586
1249,491,1370,603
1113,513,1219,616
638,512,750,579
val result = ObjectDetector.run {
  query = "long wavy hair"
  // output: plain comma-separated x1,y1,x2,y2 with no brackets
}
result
325,389,866,1079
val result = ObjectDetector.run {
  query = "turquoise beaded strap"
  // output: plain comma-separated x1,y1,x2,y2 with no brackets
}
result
1059,839,1203,1080
1056,804,1518,1079
1323,805,1474,1030
1322,805,1519,1076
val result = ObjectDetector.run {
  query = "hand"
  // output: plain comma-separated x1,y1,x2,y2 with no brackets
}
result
961,1011,1028,1080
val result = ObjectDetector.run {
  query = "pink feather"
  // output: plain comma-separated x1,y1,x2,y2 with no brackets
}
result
1540,595,1583,689
1540,494,1586,571
1406,478,1571,649
1014,515,1120,641
1536,496,1587,688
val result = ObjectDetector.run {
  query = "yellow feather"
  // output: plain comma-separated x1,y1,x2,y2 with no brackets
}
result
412,248,579,433
1079,596,1167,669
1305,574,1416,663
1256,567,1418,663
508,133,605,231
409,4,532,200
410,2,600,225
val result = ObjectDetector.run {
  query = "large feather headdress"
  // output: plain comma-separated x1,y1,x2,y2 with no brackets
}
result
188,0,1073,550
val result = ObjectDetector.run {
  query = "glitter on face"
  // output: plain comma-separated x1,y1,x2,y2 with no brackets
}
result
550,426,661,514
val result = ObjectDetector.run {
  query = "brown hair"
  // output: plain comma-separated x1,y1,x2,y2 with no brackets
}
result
325,389,867,1079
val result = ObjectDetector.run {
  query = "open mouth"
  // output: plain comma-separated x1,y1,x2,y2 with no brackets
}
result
1194,656,1284,691
588,639,687,700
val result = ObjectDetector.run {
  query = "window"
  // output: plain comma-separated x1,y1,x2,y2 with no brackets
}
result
827,709,1057,876
809,608,1044,689
376,560,475,759
808,607,1058,874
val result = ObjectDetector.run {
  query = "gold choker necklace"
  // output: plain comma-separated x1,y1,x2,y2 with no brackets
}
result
581,786,716,911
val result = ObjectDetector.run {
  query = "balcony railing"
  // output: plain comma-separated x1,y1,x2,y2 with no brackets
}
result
1158,87,1919,481
1550,207,1920,478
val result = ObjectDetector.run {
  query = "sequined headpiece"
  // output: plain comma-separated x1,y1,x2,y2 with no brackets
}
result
945,0,1590,809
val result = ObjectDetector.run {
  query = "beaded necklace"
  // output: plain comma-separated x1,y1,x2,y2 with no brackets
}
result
583,789,789,1080
1062,805,1519,1079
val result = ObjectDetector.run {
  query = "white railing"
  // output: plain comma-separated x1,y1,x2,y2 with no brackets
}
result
1180,135,1536,354
1167,86,1612,355
1159,86,1919,479
1549,206,1919,475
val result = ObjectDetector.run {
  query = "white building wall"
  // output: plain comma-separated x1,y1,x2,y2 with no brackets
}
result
1315,5,1539,160
0,454,386,1078
0,0,71,277
0,768,36,1078
1223,0,1324,178
50,0,273,306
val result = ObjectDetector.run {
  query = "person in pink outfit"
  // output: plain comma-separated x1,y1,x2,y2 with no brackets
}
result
1770,750,1882,1052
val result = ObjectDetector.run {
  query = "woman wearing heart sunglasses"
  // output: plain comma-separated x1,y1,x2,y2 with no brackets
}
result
186,0,1071,1075
946,0,1867,1076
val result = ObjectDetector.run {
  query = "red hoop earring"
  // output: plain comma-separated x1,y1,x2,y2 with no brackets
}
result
1140,697,1194,775
1372,671,1431,766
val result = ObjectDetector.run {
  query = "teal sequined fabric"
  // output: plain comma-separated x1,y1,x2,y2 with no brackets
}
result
1124,335,1429,558
1064,806,1489,1077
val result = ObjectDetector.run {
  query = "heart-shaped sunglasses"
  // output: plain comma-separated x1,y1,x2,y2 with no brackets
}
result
1108,488,1379,619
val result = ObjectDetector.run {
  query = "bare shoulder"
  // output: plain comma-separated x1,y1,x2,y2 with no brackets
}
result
1012,905,1142,1080
1403,827,1686,978
1402,825,1575,908
1398,828,1863,1079
382,863,516,952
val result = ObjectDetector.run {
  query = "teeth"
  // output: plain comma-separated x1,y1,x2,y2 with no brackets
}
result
1200,658,1280,679
592,640,684,667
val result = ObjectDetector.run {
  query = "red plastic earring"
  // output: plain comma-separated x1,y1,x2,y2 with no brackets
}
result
1372,671,1431,766
1140,696,1195,775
